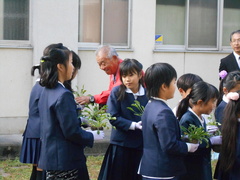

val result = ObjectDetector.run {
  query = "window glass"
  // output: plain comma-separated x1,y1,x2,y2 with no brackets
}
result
188,0,218,48
79,0,129,47
0,0,29,40
78,0,101,43
222,0,240,46
103,0,129,46
155,0,185,45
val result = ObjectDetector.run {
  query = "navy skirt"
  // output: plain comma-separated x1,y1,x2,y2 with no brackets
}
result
98,144,142,180
20,136,41,164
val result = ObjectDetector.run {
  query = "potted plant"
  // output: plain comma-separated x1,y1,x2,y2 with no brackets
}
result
127,100,145,117
181,124,210,147
81,103,116,134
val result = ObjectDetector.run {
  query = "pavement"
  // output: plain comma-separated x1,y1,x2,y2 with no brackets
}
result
0,130,111,160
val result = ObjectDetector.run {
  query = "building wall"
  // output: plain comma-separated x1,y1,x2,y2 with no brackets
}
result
0,0,230,134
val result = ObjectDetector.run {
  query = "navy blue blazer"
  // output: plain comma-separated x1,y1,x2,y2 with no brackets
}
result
214,100,227,125
139,99,188,178
107,85,148,149
23,82,43,138
219,53,240,73
179,110,212,180
38,83,94,171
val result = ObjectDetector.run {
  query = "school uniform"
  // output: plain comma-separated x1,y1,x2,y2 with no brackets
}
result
98,85,148,180
139,98,188,179
20,81,43,164
38,82,93,178
214,95,228,124
179,109,212,180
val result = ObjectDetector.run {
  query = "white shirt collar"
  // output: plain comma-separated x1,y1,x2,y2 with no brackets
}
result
151,96,168,105
58,81,65,88
125,85,145,99
222,94,229,103
188,107,204,126
233,51,240,63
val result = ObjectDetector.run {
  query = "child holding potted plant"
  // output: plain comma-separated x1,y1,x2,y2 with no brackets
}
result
177,81,221,180
98,59,148,180
139,63,199,180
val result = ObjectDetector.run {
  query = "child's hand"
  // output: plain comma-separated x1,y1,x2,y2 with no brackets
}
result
210,135,222,145
186,143,199,153
135,121,142,130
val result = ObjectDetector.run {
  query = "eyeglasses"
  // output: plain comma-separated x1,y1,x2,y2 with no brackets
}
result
231,39,240,44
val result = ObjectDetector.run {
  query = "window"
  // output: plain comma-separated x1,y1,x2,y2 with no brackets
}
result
0,0,29,41
78,0,130,48
222,1,240,46
156,0,240,51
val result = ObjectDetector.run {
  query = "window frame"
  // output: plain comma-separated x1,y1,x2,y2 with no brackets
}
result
155,0,234,52
78,0,132,49
0,0,31,48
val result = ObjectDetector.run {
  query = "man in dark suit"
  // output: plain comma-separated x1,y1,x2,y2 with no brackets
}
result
219,30,240,73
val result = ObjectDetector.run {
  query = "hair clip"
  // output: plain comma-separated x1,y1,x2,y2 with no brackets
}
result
226,92,239,101
40,60,45,63
219,70,227,79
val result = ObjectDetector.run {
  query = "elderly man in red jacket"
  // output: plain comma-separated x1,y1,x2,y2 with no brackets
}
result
76,45,123,105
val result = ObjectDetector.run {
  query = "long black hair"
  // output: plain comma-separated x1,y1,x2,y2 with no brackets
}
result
117,58,143,101
40,45,71,89
220,91,240,173
176,81,219,120
64,51,81,91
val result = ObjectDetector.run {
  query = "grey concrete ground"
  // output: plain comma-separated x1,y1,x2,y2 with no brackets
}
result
0,130,111,160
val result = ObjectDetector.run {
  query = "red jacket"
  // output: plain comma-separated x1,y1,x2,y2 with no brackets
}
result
94,59,123,104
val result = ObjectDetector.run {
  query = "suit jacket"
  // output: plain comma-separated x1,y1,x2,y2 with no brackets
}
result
107,85,148,149
23,82,43,138
179,110,212,180
139,99,188,178
219,53,240,73
38,83,93,171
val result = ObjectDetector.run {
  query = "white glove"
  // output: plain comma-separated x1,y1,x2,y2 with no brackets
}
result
207,125,218,133
80,117,90,127
135,121,142,130
86,130,104,140
186,143,199,153
210,136,222,145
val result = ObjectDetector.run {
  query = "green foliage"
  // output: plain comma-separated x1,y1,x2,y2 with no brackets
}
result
181,124,210,147
82,103,116,134
207,115,221,136
73,85,88,97
127,100,145,116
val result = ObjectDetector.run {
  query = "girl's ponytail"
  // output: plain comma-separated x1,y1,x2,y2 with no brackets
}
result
176,94,190,120
31,64,40,76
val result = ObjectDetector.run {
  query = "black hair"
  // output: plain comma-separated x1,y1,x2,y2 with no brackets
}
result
230,29,240,42
176,81,219,120
40,46,71,89
117,58,143,101
177,73,203,91
64,51,82,91
31,64,41,76
144,63,177,99
217,71,240,106
220,91,240,173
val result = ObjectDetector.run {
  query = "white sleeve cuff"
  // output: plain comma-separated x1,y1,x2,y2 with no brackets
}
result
129,122,136,130
186,143,191,152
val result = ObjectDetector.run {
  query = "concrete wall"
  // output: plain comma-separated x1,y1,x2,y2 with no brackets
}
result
0,0,230,134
